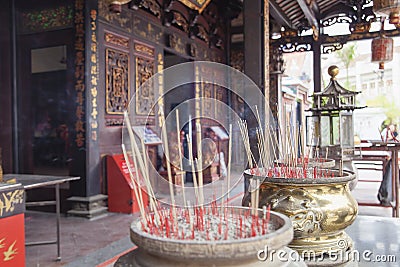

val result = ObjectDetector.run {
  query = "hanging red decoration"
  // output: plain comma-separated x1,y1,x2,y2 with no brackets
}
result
371,19,394,70
371,35,394,69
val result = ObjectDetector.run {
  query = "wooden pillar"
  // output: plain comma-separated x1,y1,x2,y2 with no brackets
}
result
243,0,265,165
0,0,14,173
242,0,270,194
67,0,107,219
313,39,322,93
264,0,270,116
244,0,263,89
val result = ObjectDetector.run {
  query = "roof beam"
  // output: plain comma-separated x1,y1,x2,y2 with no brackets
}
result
269,0,293,29
296,0,319,38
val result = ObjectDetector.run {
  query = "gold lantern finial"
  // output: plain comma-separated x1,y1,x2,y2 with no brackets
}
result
328,65,339,79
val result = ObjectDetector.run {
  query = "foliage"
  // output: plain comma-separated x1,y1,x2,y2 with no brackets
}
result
366,95,400,125
335,43,357,88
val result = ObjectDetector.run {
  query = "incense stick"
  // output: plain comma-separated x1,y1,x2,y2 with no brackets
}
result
159,108,177,220
227,124,232,200
238,120,254,169
175,109,186,206
129,140,145,213
123,112,160,224
121,144,146,222
196,122,204,206
187,134,199,204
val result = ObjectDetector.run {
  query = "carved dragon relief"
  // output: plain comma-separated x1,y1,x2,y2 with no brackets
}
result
260,187,323,236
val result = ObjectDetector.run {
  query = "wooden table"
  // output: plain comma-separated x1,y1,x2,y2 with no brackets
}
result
4,174,80,261
356,142,400,217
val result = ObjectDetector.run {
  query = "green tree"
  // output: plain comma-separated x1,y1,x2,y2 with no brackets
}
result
367,95,400,125
335,43,357,89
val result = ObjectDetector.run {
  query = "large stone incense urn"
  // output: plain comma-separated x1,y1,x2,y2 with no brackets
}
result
243,168,358,264
117,206,305,267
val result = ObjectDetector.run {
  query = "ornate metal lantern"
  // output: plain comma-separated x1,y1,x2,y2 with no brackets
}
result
306,66,364,162
373,0,400,24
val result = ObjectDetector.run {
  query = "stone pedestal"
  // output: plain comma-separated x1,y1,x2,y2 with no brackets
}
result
67,194,108,220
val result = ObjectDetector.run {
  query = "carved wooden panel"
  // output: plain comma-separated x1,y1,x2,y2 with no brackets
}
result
19,5,73,34
98,0,131,32
104,32,129,49
132,16,163,43
130,0,161,18
135,57,155,115
179,0,211,13
197,25,209,44
170,11,189,32
214,86,225,119
134,43,155,57
202,83,214,117
231,49,244,72
167,34,186,55
106,48,130,114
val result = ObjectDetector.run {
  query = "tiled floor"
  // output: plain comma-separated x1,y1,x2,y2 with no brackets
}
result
25,175,246,267
25,167,396,267
25,211,134,267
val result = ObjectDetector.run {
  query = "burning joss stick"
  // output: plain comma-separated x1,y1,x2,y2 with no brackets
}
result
159,108,177,223
227,124,232,200
175,109,186,206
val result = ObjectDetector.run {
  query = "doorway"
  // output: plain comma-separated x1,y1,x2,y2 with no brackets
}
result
17,31,74,175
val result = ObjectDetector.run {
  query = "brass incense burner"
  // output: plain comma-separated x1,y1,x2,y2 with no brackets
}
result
243,169,358,263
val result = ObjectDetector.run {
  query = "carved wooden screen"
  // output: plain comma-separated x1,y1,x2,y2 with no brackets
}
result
134,42,155,116
104,32,130,114
105,48,130,114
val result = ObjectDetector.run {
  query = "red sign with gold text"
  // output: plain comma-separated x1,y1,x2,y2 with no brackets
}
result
0,183,25,267
0,214,25,267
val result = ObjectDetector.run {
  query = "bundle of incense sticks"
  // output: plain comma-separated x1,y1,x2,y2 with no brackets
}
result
123,109,236,232
238,106,343,212
239,105,337,175
138,204,272,241
248,166,336,179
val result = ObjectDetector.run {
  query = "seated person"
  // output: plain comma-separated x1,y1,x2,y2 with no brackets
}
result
381,124,398,142
377,124,398,205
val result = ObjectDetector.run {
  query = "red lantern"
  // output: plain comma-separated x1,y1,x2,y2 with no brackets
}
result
371,35,394,69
